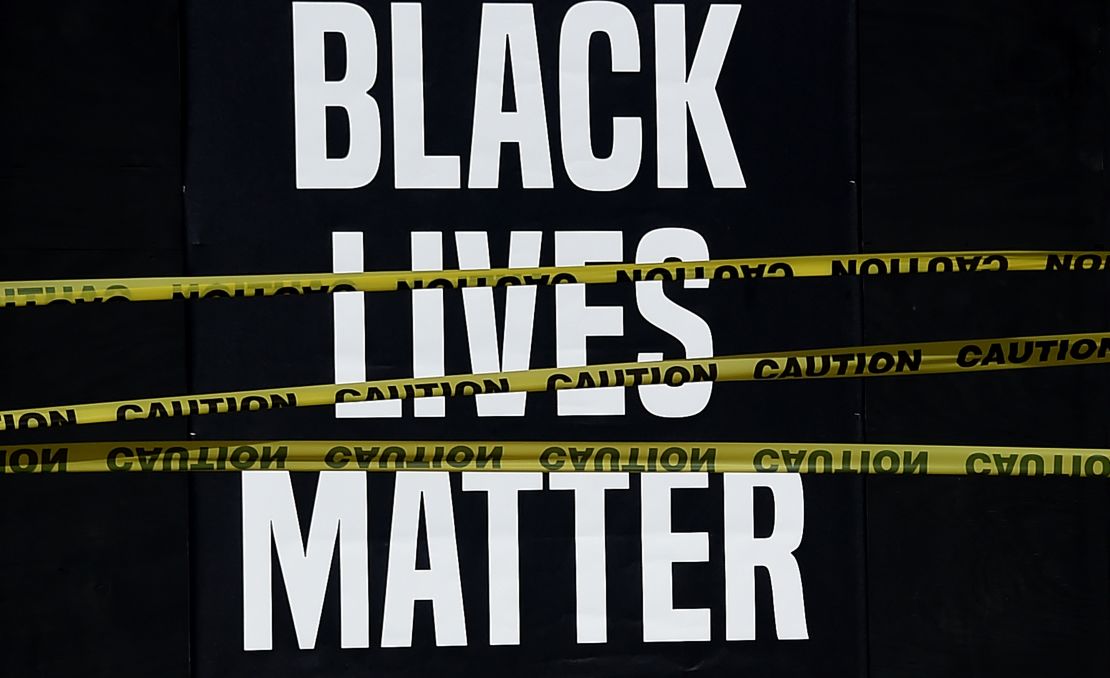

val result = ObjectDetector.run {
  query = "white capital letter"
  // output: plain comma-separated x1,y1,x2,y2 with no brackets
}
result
641,473,710,642
724,473,808,640
412,232,446,417
549,472,630,643
636,228,714,417
391,3,461,188
469,4,553,188
462,472,544,645
333,232,402,418
555,231,624,415
242,471,369,651
293,2,381,188
559,1,642,191
456,231,541,416
654,4,744,188
381,473,467,647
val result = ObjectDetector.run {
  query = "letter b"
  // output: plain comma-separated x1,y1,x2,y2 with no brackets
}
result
292,2,381,188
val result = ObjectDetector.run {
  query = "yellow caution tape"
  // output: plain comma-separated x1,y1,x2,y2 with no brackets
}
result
1,331,1108,432
2,439,1109,477
3,250,1108,306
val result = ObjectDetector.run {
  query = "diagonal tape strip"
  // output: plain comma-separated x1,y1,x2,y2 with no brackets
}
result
2,439,1109,477
1,331,1108,432
3,250,1108,306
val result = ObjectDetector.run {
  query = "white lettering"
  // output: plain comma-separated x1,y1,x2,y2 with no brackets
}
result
381,473,467,647
655,4,744,188
412,232,447,417
292,2,381,188
559,1,642,191
391,3,462,188
641,473,710,642
469,4,554,188
241,471,369,651
548,472,630,643
555,231,625,415
457,232,542,416
724,474,808,640
333,231,401,417
462,473,544,645
635,227,714,417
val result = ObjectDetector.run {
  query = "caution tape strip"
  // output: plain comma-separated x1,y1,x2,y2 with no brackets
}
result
2,331,1108,432
3,251,1108,306
2,440,1109,477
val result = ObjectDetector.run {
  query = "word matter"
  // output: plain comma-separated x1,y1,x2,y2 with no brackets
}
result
243,472,808,650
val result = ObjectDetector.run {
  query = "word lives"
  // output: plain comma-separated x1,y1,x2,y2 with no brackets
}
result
334,227,719,418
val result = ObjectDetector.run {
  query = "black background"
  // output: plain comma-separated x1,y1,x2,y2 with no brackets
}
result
184,1,862,675
1,1,1107,676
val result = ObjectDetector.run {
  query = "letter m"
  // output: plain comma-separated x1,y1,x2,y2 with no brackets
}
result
242,471,369,650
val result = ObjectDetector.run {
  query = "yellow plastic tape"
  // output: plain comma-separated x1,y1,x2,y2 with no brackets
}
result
3,250,1108,306
2,439,1109,477
1,331,1108,432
